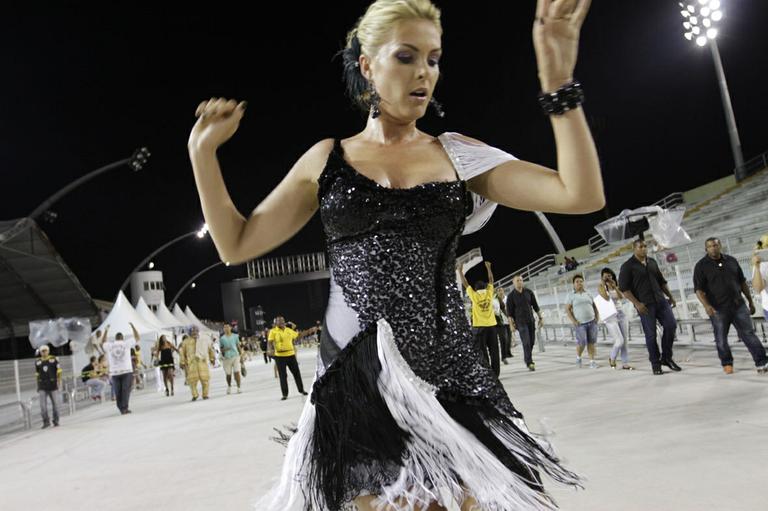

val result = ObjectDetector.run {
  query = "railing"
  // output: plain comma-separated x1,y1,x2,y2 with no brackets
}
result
1,363,161,436
736,149,768,181
246,252,327,279
455,248,482,269
0,400,31,433
496,254,556,289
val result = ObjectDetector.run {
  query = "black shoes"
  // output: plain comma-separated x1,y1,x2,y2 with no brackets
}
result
281,396,287,401
300,391,308,396
661,359,682,372
652,366,664,375
527,363,536,372
41,422,50,429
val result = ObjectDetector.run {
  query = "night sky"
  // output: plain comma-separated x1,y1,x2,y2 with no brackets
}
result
2,1,766,328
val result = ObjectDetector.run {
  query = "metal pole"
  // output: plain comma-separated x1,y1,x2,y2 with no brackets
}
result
709,39,745,177
169,261,225,308
14,359,22,403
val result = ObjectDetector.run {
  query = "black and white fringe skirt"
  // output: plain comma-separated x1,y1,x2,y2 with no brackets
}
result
257,319,581,511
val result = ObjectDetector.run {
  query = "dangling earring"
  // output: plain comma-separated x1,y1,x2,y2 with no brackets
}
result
430,97,445,118
368,82,381,119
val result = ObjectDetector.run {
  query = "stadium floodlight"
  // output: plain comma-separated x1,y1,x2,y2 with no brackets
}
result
677,1,744,176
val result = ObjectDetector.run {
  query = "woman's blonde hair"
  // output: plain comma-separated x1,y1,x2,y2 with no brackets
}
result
347,0,442,59
341,0,442,111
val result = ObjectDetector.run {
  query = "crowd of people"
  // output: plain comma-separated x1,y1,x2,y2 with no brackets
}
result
32,234,766,434
458,237,768,379
33,315,322,428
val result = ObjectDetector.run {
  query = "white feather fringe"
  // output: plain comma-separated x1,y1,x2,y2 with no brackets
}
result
255,318,577,510
372,319,563,511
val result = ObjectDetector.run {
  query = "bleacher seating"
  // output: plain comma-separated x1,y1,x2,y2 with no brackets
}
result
495,168,768,345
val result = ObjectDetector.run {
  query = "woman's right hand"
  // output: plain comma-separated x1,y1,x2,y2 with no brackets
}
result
188,98,247,152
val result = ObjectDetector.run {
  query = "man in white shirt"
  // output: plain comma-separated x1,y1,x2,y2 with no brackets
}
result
98,323,140,414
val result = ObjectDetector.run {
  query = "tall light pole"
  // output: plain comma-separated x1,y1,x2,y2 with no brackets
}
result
0,148,150,245
119,223,210,295
679,1,745,178
169,260,232,309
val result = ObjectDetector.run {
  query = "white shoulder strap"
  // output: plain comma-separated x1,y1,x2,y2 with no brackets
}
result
438,132,517,235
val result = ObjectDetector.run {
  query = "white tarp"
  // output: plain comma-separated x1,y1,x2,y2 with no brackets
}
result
171,304,193,328
135,298,174,339
28,317,92,349
156,301,185,329
595,205,691,248
93,291,162,342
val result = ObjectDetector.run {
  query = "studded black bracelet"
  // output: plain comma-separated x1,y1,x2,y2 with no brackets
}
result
538,80,584,116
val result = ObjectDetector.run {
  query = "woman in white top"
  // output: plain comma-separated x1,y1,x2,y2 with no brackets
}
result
597,268,634,370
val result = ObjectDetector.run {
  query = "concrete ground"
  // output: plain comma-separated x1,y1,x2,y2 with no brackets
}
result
1,342,766,511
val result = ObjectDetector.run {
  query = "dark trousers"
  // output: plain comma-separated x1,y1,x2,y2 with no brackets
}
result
473,326,500,377
496,324,512,359
38,390,59,425
517,323,536,366
111,373,133,413
274,355,306,397
711,303,768,367
638,299,677,366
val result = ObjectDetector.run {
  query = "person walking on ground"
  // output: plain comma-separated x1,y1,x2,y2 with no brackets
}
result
35,345,62,428
597,268,634,370
155,335,178,396
459,261,501,377
219,323,243,394
98,323,141,415
694,238,768,374
268,317,308,400
494,287,513,365
619,239,681,375
566,274,600,369
506,274,543,371
179,329,216,401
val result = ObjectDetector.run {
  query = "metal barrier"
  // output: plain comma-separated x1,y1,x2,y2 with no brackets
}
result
736,149,768,181
0,400,31,432
496,254,556,289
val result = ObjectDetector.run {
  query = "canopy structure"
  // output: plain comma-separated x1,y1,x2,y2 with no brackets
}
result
135,297,173,339
171,304,193,328
156,302,185,330
594,205,691,248
0,218,100,340
93,291,160,342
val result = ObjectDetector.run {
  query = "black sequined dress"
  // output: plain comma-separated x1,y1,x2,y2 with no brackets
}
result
261,136,580,511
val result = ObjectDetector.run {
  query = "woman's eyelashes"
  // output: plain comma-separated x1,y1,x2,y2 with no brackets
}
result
395,53,440,67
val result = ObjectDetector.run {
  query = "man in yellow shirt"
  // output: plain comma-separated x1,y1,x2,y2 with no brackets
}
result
268,316,308,401
459,261,501,376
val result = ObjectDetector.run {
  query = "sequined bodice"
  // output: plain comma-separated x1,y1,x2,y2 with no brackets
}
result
318,141,516,415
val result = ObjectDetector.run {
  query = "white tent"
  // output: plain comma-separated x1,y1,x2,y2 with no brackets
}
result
94,291,161,342
92,291,163,367
156,302,185,330
172,304,193,328
135,298,174,338
185,306,218,335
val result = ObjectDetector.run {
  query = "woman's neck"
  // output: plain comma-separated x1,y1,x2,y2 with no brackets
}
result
361,115,421,145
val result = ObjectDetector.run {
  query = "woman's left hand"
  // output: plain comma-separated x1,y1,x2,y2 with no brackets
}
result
533,0,592,92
